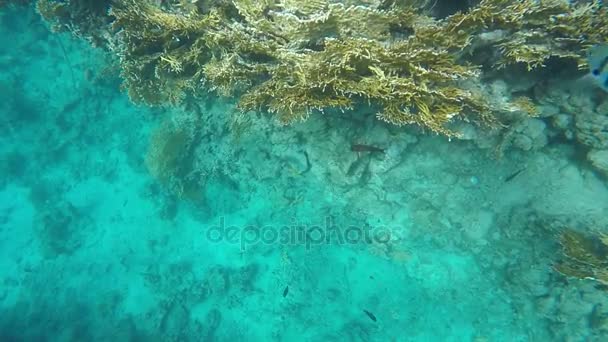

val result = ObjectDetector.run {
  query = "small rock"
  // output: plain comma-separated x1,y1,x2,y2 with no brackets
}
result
512,135,533,151
539,104,560,118
511,118,548,151
464,210,495,244
469,176,480,186
575,112,608,149
597,98,608,114
588,149,608,175
552,114,572,130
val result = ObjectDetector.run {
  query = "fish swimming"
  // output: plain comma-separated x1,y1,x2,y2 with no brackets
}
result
588,45,608,92
504,167,526,183
282,285,289,297
363,309,377,322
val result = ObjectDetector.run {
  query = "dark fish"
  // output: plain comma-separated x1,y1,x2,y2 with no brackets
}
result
283,286,289,297
363,309,377,322
505,168,526,182
351,144,385,153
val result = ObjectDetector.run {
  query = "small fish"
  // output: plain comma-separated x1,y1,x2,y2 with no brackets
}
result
363,309,377,322
504,167,526,182
588,45,608,92
283,286,289,297
351,144,385,153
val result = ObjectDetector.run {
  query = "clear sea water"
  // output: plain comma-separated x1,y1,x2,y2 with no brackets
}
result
2,4,608,342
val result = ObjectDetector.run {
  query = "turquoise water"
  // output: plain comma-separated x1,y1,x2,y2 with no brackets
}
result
2,4,608,342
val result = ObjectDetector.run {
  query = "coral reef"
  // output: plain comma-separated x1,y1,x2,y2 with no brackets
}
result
554,229,608,286
574,104,608,150
35,0,112,46
145,111,202,200
5,5,608,339
144,103,244,207
537,84,608,175
34,0,608,137
505,118,548,151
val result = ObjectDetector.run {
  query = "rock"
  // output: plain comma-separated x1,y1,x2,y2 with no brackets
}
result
588,149,608,175
511,118,548,151
575,112,608,149
539,103,560,118
597,98,608,115
512,134,533,151
552,114,572,130
464,210,495,244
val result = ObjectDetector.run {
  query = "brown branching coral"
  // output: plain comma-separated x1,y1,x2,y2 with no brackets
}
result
554,229,608,285
36,0,608,136
203,2,496,135
403,0,607,69
108,0,220,105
